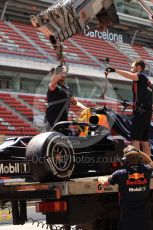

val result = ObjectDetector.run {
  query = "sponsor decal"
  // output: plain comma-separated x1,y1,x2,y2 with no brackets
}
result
129,186,147,192
46,157,57,176
126,178,148,186
128,173,144,180
104,187,113,192
84,26,124,43
0,210,12,222
126,172,148,188
97,184,113,192
97,183,103,191
0,162,30,175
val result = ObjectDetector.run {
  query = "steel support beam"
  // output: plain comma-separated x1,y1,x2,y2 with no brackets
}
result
131,29,138,45
137,0,153,20
1,1,9,21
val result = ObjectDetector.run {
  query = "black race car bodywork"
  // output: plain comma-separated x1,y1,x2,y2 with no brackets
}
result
0,106,151,182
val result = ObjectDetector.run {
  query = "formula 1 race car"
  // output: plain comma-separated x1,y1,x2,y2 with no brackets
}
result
0,106,128,183
1,105,153,183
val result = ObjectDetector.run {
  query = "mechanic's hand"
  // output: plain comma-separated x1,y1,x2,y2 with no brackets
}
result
105,67,116,74
123,145,139,155
56,65,68,75
98,176,108,186
54,65,68,79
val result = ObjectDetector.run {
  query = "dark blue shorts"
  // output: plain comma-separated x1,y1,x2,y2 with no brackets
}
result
130,110,152,141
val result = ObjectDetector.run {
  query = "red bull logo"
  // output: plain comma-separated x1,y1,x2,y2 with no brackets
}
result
126,178,148,186
128,173,144,180
126,173,148,186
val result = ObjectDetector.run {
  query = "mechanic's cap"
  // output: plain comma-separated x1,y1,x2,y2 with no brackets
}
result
123,145,141,166
124,145,140,155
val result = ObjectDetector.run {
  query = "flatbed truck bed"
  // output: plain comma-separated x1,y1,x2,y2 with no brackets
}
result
1,176,153,197
0,177,117,199
1,176,153,229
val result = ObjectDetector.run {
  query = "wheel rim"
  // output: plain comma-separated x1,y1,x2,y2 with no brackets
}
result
48,141,72,172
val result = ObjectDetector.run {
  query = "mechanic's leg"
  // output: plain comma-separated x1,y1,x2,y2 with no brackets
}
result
131,140,141,150
140,141,151,156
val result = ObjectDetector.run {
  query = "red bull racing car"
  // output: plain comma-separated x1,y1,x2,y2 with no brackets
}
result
0,106,152,183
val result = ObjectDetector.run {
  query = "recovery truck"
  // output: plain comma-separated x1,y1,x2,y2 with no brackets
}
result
0,120,124,229
0,108,153,229
1,0,153,228
0,176,126,229
1,175,153,230
0,114,124,230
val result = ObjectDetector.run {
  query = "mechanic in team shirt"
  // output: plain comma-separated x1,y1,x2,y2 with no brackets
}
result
105,60,152,156
98,145,153,230
45,65,87,131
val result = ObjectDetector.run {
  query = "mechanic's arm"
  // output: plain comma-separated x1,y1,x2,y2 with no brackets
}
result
71,97,87,110
138,150,153,168
49,74,64,91
116,69,138,81
105,67,138,81
50,66,67,91
98,170,120,187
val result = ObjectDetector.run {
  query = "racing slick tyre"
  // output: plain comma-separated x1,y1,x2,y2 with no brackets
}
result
26,132,75,182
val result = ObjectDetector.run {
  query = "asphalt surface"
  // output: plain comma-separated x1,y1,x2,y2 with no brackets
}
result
0,223,48,229
0,206,48,229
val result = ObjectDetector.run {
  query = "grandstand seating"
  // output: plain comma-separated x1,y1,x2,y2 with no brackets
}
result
18,94,47,113
115,42,140,61
0,104,38,136
115,42,153,69
0,93,34,120
0,21,46,61
133,45,151,59
133,45,153,68
19,94,133,119
72,35,131,70
14,22,99,67
1,21,153,137
0,91,135,136
1,21,153,71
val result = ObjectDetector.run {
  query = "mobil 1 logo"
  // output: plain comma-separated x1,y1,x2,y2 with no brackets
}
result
0,161,30,175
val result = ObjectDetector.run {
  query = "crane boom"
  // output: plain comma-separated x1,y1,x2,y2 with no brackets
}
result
30,0,153,66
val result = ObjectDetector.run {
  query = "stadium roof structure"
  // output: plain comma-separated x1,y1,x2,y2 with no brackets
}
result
0,0,55,22
0,0,153,45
